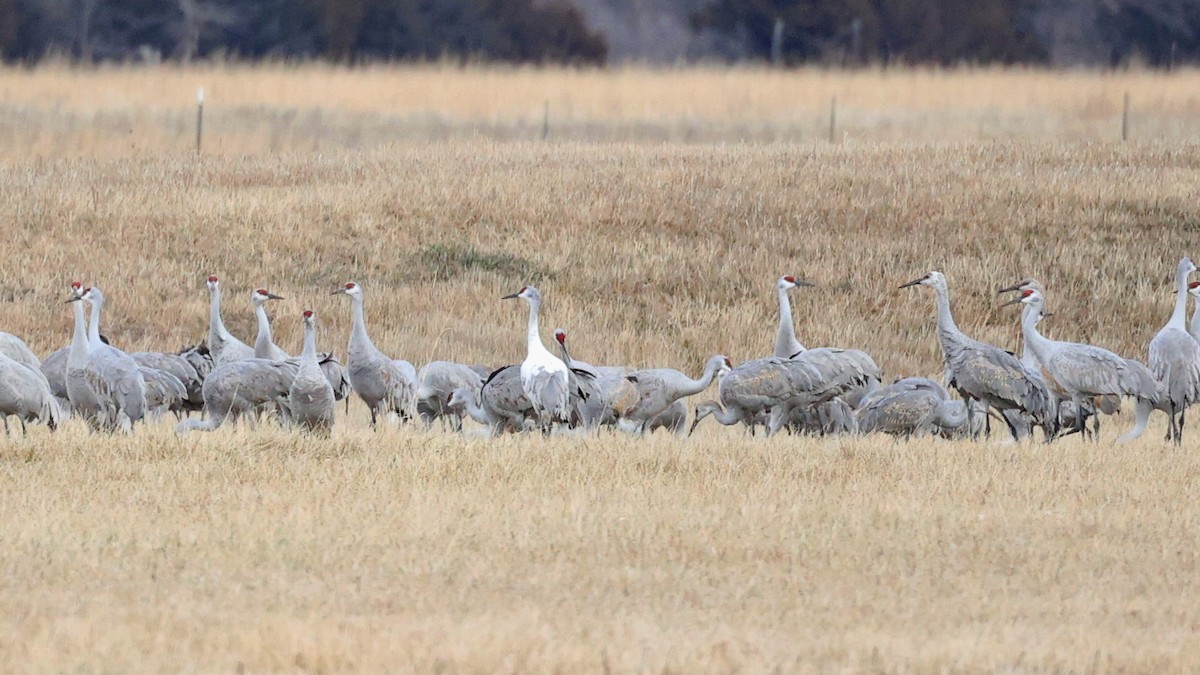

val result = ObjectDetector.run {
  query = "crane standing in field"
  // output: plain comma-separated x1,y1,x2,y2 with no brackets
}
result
176,358,298,433
1149,257,1200,444
332,282,417,427
206,275,255,366
502,286,575,434
774,275,816,358
251,288,290,361
901,271,1052,441
288,310,336,435
1005,288,1157,438
0,350,62,434
80,286,148,432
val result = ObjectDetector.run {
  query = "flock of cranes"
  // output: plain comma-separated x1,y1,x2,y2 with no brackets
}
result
0,259,1198,444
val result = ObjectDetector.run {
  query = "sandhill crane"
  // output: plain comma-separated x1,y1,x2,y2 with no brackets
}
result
173,343,214,416
74,284,147,429
251,288,290,360
416,361,485,430
288,310,335,435
901,271,1053,441
502,286,572,434
206,275,254,366
549,328,611,429
1005,288,1156,439
39,347,71,415
131,351,203,417
0,332,41,371
176,359,298,433
855,377,971,438
774,275,815,358
688,357,810,435
65,287,106,430
0,351,62,434
1149,257,1200,444
138,366,188,419
620,355,730,435
332,282,417,427
552,329,630,378
446,365,535,435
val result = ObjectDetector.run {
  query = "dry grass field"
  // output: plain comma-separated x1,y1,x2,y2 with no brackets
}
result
1,65,1200,672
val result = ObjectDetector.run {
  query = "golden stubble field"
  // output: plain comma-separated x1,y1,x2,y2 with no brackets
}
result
1,66,1200,672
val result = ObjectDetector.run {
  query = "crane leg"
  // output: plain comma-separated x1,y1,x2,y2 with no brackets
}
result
1180,405,1188,444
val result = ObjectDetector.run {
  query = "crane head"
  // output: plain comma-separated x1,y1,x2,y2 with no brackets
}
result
1189,281,1200,297
899,271,944,290
779,275,815,290
1182,257,1197,276
1001,288,1040,307
206,275,219,291
252,288,284,303
332,281,362,297
501,286,538,302
303,309,314,319
554,329,566,345
997,277,1043,295
64,282,84,303
78,286,100,304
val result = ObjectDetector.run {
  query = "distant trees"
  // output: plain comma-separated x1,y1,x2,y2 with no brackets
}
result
0,0,607,63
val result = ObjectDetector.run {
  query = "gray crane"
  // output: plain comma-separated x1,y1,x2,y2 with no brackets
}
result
502,286,573,434
619,355,730,435
0,350,62,434
251,288,290,360
552,329,629,378
901,271,1053,441
0,332,41,372
131,351,204,416
550,328,610,429
1005,288,1156,439
331,282,417,427
288,310,336,435
774,274,816,358
176,359,298,433
72,286,147,432
447,365,536,435
416,361,485,430
138,366,188,420
854,377,971,438
206,275,255,366
1149,257,1200,444
688,357,813,435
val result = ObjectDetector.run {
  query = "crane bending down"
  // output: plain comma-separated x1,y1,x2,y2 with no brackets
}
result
288,310,336,435
621,355,730,435
206,275,255,366
502,286,577,434
854,377,971,438
332,282,417,427
1149,257,1200,444
416,361,485,430
77,286,148,432
1005,288,1157,438
774,275,816,358
176,359,298,433
901,271,1052,441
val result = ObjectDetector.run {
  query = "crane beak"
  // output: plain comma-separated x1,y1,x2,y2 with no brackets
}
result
330,289,345,296
898,277,924,289
996,282,1024,294
501,292,520,300
266,293,285,301
794,280,816,288
63,295,81,303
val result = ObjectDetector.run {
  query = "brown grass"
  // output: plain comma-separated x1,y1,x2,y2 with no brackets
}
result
1,66,1200,672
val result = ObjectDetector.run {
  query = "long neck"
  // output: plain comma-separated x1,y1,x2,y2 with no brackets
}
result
87,297,102,348
679,361,719,397
933,283,961,339
1170,266,1190,330
349,296,376,351
525,298,548,358
254,302,274,358
209,287,229,340
301,322,317,361
458,391,491,425
69,302,89,367
936,401,970,429
557,341,574,367
1020,303,1054,363
775,287,804,357
713,404,744,426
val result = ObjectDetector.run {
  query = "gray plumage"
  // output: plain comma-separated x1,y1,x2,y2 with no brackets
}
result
901,271,1053,440
448,365,535,435
416,360,485,430
0,352,63,433
333,282,417,426
855,377,970,437
1148,257,1200,443
250,288,291,361
0,332,40,371
176,358,298,433
205,276,256,366
621,355,730,435
138,365,188,419
287,311,335,435
132,351,203,416
39,346,71,414
67,287,146,432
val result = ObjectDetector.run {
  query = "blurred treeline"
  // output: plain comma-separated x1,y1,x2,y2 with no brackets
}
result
1,0,1197,67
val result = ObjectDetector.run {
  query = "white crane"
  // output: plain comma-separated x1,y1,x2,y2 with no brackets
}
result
76,286,147,432
288,310,335,435
774,275,815,358
620,355,730,435
206,275,255,366
332,282,417,427
0,350,62,434
1005,287,1156,439
1149,257,1200,444
416,361,485,430
901,271,1053,441
176,359,298,433
502,286,572,434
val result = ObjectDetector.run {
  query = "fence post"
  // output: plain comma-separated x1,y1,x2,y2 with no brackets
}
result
1121,92,1130,142
196,87,205,154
